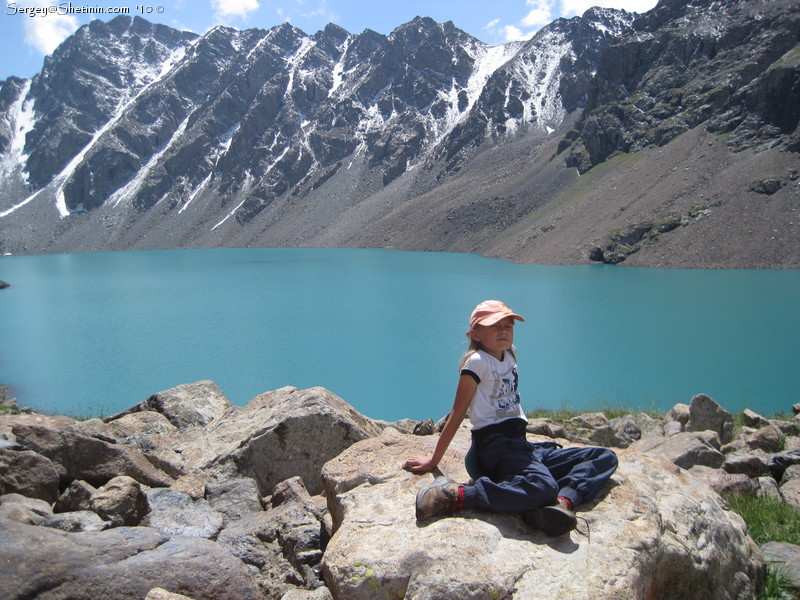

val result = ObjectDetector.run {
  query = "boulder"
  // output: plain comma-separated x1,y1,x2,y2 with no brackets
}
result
0,448,60,503
205,477,263,522
105,380,232,429
780,479,800,509
527,418,567,439
41,510,109,532
145,589,198,600
0,493,53,525
280,588,333,600
769,449,800,482
783,464,800,483
666,403,690,427
320,426,763,600
742,409,770,428
629,430,725,469
686,394,734,444
105,410,178,443
141,487,224,539
174,386,382,495
761,542,800,590
216,482,327,599
54,479,97,513
757,476,782,500
722,450,771,478
0,413,77,442
0,519,261,600
90,475,149,527
11,425,174,488
688,466,760,497
589,414,642,448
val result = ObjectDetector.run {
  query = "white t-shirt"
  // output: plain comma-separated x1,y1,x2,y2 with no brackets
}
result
461,348,525,430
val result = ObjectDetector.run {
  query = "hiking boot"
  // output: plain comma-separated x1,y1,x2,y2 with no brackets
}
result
415,477,460,521
524,498,577,536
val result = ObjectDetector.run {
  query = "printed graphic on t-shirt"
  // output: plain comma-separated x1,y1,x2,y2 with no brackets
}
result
494,368,520,419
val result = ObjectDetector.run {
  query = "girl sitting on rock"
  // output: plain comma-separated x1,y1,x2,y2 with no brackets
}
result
402,300,619,536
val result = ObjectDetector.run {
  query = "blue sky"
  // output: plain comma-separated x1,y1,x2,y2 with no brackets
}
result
1,0,658,81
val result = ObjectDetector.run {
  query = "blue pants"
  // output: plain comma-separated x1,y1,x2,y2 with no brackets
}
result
462,418,618,513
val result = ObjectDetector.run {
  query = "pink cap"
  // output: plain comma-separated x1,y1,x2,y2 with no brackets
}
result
468,300,525,331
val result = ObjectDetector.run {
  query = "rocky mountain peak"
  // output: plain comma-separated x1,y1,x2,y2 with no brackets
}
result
0,0,797,268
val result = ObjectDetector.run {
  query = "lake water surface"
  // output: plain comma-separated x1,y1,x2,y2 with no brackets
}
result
1,248,798,422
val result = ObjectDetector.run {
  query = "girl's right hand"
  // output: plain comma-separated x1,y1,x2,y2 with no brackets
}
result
402,456,437,473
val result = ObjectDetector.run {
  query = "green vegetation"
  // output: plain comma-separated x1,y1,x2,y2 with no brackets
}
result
758,567,796,600
726,496,800,547
526,404,663,421
725,495,800,600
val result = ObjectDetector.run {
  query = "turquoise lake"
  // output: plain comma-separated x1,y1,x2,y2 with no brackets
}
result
1,248,798,422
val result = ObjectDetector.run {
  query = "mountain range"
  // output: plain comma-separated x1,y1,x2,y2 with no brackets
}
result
0,0,798,267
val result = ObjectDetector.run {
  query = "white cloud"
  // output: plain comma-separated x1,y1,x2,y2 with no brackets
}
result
484,0,659,44
521,0,555,28
212,0,260,20
503,25,528,41
21,1,79,56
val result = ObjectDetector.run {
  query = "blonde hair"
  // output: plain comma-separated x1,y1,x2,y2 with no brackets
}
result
458,336,482,371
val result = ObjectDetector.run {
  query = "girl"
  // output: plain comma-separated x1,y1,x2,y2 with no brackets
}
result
403,300,618,536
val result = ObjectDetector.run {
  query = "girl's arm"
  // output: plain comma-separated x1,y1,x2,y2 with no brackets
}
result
402,373,477,472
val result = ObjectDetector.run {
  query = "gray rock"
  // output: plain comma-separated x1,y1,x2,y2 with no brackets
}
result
0,519,261,600
783,464,800,484
90,475,149,527
141,487,224,539
106,380,232,430
143,380,232,428
105,411,178,445
762,542,800,589
757,476,782,500
589,415,641,448
688,466,759,497
686,394,734,444
742,409,770,428
770,419,799,437
722,450,771,478
41,510,109,532
280,588,333,600
780,479,800,509
630,431,725,470
769,449,800,482
54,479,96,513
206,477,263,522
527,418,567,439
321,426,763,600
145,589,198,600
0,448,60,503
216,497,326,598
173,386,382,495
413,418,435,436
12,425,174,488
0,493,53,525
666,403,690,426
665,420,683,437
743,425,784,453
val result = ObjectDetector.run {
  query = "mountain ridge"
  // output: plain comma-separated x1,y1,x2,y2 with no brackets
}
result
0,0,798,268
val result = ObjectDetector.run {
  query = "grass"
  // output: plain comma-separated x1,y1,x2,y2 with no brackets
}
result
759,567,797,600
725,496,800,547
526,405,664,421
725,495,800,600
